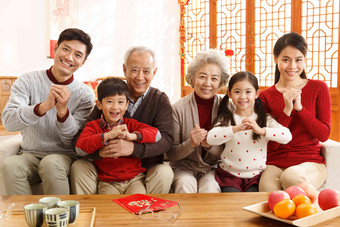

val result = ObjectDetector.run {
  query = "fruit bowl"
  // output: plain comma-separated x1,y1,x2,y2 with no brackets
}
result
243,201,340,226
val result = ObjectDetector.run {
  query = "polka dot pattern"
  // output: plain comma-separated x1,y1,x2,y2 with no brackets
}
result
207,112,291,178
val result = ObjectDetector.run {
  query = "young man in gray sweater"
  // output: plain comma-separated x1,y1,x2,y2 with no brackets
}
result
1,28,95,195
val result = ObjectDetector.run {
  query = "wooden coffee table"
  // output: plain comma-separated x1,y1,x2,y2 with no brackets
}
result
1,193,339,226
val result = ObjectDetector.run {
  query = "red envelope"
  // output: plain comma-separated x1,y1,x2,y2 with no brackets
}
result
113,194,178,214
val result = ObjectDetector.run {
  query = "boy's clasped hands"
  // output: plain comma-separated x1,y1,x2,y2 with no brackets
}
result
100,125,136,159
103,124,138,142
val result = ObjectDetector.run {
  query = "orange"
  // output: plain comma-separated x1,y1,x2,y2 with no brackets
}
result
292,195,312,207
273,199,296,219
295,203,317,219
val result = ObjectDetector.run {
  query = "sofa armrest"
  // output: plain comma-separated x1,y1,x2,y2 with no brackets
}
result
0,134,22,195
0,134,22,163
320,139,340,191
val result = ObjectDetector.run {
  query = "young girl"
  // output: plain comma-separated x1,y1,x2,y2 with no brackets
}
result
207,71,292,192
258,32,331,192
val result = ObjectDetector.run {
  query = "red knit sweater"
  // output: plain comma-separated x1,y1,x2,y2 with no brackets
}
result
259,80,331,168
76,118,160,182
194,92,214,131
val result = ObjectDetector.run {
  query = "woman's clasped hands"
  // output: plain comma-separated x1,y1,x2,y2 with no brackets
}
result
190,124,211,149
282,87,302,115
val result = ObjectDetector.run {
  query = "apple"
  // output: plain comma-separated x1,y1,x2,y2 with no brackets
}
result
268,190,290,211
318,188,339,211
285,186,306,199
298,182,319,204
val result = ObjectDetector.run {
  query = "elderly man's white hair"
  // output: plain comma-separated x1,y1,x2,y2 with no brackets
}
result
123,46,157,67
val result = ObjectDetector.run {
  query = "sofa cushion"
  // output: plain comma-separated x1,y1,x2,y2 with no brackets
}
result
0,133,22,195
0,133,22,160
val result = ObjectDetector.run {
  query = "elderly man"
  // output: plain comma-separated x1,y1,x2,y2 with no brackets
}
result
70,46,174,194
1,28,95,195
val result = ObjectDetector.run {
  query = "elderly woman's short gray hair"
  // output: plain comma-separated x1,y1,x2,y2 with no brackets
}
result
185,49,230,88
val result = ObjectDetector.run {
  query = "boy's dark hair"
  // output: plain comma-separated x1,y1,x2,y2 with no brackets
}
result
57,28,93,58
212,71,267,140
97,77,129,102
273,32,307,84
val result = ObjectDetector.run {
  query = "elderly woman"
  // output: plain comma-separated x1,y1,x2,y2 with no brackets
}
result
167,49,230,193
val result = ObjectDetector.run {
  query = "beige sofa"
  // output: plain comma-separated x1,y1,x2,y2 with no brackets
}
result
1,133,340,195
0,134,41,195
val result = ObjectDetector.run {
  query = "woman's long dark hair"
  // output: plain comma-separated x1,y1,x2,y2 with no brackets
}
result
274,32,308,84
212,71,267,140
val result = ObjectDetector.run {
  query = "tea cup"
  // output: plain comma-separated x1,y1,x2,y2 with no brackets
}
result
45,207,69,227
39,197,61,209
24,203,48,227
57,200,80,224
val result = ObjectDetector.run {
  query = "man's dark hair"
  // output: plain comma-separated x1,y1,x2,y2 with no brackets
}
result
97,77,129,102
57,28,93,58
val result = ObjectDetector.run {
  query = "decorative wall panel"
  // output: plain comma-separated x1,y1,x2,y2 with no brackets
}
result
254,0,291,86
217,0,246,74
301,0,339,88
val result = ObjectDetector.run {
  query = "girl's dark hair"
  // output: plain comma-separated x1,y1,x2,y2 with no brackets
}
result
97,77,129,102
273,32,307,84
212,71,267,140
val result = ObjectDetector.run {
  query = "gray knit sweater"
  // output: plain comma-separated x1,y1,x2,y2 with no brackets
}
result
1,69,95,155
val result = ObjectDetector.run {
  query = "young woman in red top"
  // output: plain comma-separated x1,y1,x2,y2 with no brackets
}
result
259,32,331,192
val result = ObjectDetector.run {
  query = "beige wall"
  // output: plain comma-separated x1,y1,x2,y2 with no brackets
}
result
0,0,181,103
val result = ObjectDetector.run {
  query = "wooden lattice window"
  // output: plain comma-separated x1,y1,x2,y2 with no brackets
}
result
179,0,339,88
254,1,292,86
302,0,339,88
217,1,247,75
